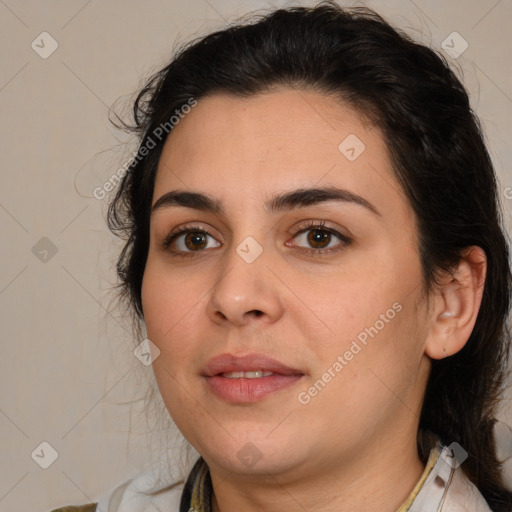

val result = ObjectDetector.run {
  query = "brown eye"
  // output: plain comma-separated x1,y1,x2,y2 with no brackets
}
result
288,223,352,255
163,227,221,254
306,228,332,249
184,231,208,251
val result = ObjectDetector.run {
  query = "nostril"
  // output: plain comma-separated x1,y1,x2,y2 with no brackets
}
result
213,309,263,321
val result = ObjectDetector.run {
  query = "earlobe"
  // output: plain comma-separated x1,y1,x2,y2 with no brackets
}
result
424,246,487,360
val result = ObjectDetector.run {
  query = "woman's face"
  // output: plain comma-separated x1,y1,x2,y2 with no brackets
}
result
142,88,432,480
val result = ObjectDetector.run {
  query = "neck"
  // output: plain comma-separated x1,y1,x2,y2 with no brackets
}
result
208,430,425,512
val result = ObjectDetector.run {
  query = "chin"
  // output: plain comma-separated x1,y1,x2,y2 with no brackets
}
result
193,429,309,476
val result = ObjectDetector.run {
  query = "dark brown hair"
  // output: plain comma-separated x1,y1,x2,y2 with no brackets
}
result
108,2,512,509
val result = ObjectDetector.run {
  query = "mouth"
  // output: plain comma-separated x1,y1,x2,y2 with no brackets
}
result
220,370,275,378
202,353,305,403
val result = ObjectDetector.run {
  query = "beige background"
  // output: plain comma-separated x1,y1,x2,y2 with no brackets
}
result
1,0,511,510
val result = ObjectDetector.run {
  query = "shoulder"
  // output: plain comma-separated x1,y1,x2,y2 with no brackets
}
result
410,443,492,512
442,465,493,511
50,505,97,512
94,468,185,512
51,450,194,512
50,474,185,512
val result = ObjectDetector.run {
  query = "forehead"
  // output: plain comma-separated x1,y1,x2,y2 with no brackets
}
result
153,88,405,219
158,88,376,165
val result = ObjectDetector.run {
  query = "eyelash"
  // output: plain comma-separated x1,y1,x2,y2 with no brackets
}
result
161,220,352,258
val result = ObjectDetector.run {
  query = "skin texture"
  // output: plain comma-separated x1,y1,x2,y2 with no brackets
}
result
141,88,486,512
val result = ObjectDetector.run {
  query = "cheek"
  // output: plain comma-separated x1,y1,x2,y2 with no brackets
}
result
141,258,204,341
141,257,221,393
296,266,391,345
300,303,422,435
297,261,421,387
141,265,200,407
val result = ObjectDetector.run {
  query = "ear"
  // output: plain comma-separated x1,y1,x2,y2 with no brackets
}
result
424,246,487,359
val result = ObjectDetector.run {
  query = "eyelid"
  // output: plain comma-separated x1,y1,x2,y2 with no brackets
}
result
161,223,219,249
290,219,345,235
287,220,352,251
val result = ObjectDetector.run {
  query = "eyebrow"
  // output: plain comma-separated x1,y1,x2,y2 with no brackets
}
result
151,186,381,217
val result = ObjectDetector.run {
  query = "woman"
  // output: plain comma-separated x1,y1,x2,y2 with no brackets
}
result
52,1,512,511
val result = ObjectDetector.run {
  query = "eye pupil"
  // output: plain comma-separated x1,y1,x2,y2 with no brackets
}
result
307,229,330,248
185,231,207,250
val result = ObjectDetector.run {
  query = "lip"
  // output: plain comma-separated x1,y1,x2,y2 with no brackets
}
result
202,353,303,377
202,353,305,403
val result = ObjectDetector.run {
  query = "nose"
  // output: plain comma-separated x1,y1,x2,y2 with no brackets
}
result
206,243,285,327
